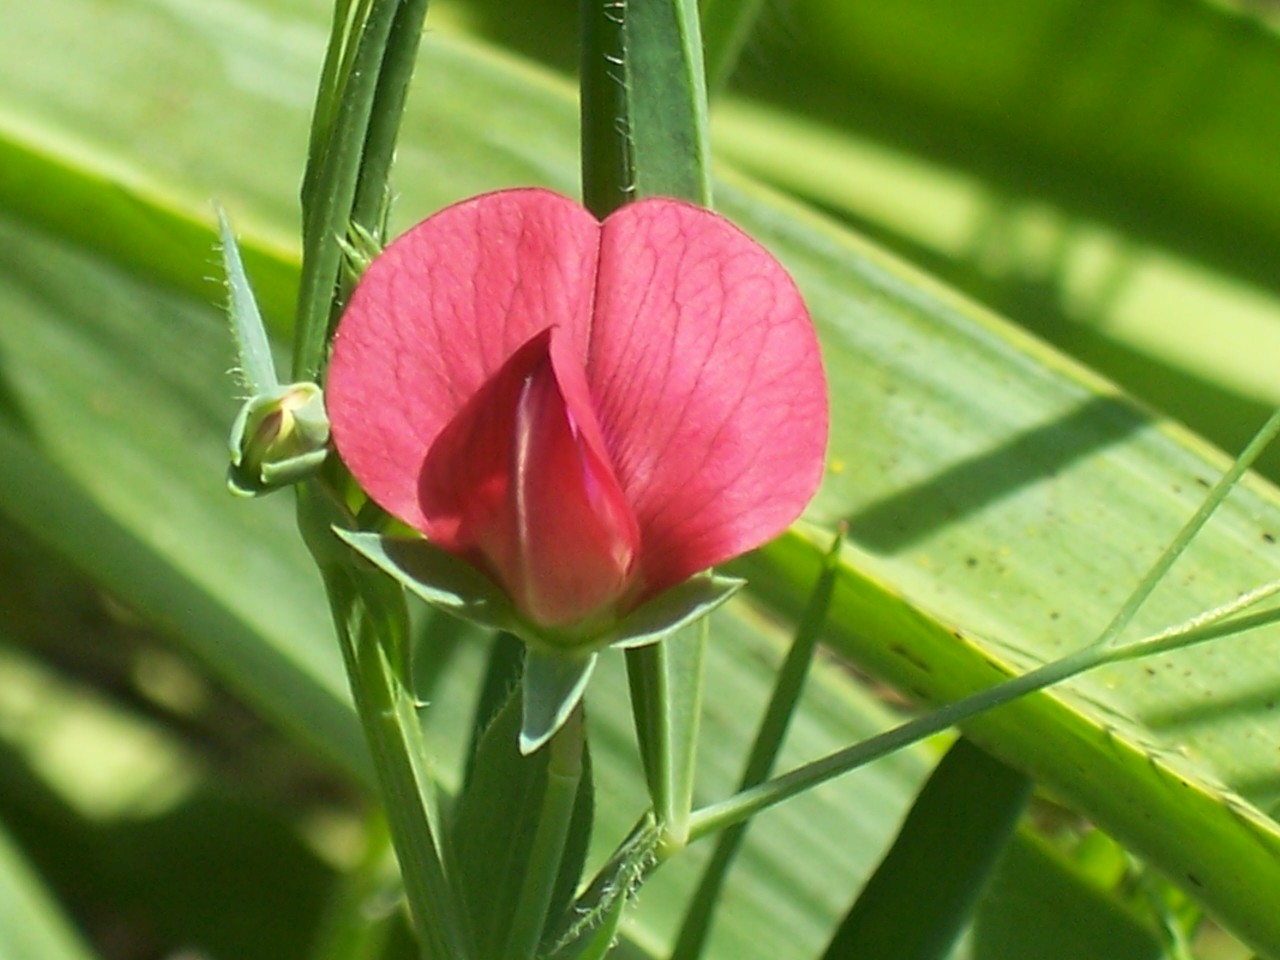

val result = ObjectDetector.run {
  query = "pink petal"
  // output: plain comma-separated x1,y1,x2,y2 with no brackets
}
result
589,199,828,597
327,189,600,529
418,329,641,629
328,188,828,616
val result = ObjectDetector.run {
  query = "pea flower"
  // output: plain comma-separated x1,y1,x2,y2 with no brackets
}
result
326,188,827,745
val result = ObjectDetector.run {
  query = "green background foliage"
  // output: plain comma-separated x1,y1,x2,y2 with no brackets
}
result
1,0,1278,957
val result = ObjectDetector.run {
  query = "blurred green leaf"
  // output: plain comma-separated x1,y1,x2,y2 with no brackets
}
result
714,0,1280,481
821,739,1031,960
0,639,334,960
0,819,99,960
0,218,367,787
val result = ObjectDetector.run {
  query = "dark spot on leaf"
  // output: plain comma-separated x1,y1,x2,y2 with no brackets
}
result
1195,476,1211,488
1187,873,1203,887
1264,532,1276,545
889,643,932,674
965,556,978,568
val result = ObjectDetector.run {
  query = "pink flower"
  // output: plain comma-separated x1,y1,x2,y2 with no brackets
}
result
326,188,827,639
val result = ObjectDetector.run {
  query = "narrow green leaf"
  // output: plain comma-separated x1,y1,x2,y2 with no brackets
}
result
580,0,711,214
465,632,525,789
294,0,427,380
821,738,1032,960
502,706,588,960
349,0,431,236
304,0,360,205
451,689,593,960
624,0,712,204
217,206,278,395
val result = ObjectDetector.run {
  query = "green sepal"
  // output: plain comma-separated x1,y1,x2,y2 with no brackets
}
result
338,219,385,285
336,533,742,654
227,382,330,497
601,573,743,650
521,647,597,755
334,531,522,634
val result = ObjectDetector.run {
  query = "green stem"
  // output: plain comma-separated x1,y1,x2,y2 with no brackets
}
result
625,620,706,849
579,0,632,218
1092,403,1280,652
502,707,586,960
294,0,419,380
625,0,712,205
1107,579,1280,664
298,486,469,960
348,0,431,239
683,643,1102,843
302,0,359,208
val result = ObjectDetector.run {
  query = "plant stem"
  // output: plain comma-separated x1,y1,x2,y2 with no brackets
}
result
1106,579,1280,664
579,0,632,218
349,0,430,239
624,0,712,205
294,0,429,381
1091,403,1280,652
502,706,586,960
684,643,1102,843
298,485,468,960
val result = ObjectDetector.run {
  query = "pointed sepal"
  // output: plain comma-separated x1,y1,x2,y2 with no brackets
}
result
334,531,523,633
521,647,598,755
603,573,743,650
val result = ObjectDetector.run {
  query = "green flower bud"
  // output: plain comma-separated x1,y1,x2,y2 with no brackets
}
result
227,382,330,497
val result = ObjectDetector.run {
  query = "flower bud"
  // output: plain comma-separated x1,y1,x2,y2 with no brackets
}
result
227,382,330,496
